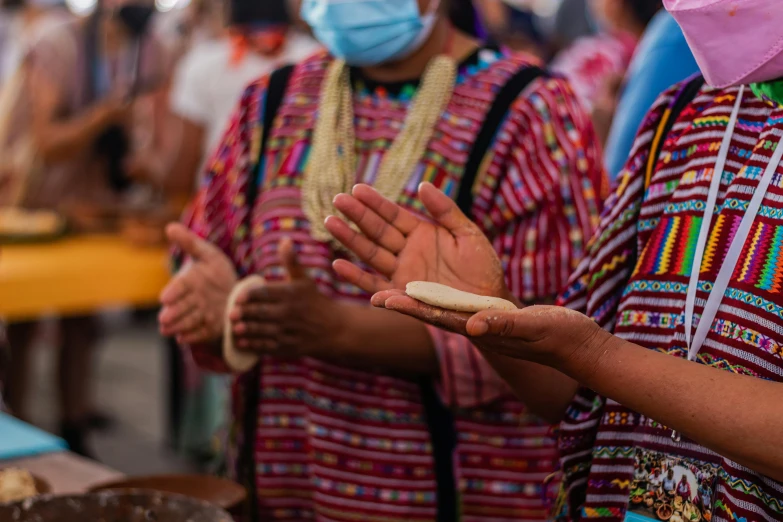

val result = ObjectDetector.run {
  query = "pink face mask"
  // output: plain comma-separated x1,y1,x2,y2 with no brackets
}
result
665,0,783,87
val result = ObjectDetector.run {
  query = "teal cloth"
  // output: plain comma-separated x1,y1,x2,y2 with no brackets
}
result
178,373,230,469
0,412,67,459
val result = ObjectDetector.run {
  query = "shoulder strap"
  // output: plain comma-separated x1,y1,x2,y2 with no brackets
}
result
239,67,293,522
421,66,545,521
245,63,295,214
644,74,705,190
456,64,545,218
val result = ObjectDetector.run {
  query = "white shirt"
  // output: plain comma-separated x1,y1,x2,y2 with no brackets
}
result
169,32,320,161
0,10,70,85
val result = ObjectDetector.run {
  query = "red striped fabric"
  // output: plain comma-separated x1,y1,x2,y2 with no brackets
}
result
183,50,603,521
556,83,783,521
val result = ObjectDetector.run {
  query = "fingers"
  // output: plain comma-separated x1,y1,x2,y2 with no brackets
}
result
165,223,216,261
332,193,407,253
159,271,190,305
323,216,398,276
377,294,472,335
332,259,394,294
232,321,281,339
230,318,296,353
236,282,296,305
350,184,420,236
418,182,477,237
279,237,307,281
228,302,287,323
466,308,541,339
159,284,198,330
369,288,406,307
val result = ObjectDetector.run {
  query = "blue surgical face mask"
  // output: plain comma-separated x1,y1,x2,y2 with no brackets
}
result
301,0,439,66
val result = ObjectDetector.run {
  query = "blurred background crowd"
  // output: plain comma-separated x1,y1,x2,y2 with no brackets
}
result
0,0,697,481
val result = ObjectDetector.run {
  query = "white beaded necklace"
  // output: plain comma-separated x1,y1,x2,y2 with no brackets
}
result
303,55,458,245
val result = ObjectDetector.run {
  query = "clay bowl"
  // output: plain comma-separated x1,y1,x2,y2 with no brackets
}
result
0,490,233,522
89,474,246,511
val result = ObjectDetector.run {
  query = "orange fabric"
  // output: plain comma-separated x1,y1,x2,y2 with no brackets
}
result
228,27,287,66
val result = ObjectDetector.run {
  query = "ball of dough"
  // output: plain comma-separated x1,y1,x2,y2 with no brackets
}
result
223,275,266,372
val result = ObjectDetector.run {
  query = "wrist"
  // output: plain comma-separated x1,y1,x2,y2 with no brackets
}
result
556,322,620,383
311,300,355,359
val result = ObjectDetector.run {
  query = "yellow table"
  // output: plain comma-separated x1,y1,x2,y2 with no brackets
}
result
0,235,171,322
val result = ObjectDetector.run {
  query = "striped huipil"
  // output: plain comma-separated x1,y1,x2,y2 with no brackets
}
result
185,48,604,522
556,83,783,521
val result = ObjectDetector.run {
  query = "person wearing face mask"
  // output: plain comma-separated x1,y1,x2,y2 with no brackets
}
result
323,1,783,521
2,0,170,457
158,0,605,519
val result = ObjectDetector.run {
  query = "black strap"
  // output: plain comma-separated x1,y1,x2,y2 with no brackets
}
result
419,378,459,522
456,65,545,217
645,74,705,190
656,74,705,163
240,64,294,522
419,65,546,522
246,64,296,213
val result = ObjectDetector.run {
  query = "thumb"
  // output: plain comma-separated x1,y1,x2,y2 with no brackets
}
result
166,223,215,261
279,236,307,281
418,182,478,237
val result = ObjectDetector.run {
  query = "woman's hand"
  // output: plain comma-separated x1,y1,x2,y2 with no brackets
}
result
325,182,510,299
159,223,238,344
227,238,347,357
373,290,608,369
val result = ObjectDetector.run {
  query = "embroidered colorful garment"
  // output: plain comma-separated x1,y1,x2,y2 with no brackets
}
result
556,83,783,521
185,48,604,522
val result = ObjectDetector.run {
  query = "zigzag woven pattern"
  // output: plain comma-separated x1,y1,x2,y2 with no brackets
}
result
556,83,783,522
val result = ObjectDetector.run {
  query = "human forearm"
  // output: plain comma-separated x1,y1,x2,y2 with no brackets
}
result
158,116,203,197
34,103,117,162
317,302,440,376
479,351,578,423
563,331,783,481
477,293,576,422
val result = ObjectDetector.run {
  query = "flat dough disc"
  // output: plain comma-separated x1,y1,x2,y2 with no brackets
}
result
223,275,266,372
405,281,517,312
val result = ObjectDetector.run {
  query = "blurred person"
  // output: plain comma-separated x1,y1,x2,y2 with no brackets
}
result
163,0,319,199
451,0,487,40
3,0,170,456
602,9,698,180
550,0,594,54
475,0,546,59
0,0,70,86
551,0,662,143
325,1,783,521
161,0,317,466
158,0,605,519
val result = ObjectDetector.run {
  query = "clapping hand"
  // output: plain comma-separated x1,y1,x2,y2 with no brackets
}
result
226,238,346,357
325,183,606,367
159,224,238,345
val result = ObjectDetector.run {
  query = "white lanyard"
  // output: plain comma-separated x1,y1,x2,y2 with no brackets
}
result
683,85,783,361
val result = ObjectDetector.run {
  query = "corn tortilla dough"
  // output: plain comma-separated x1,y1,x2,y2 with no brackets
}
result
223,275,266,372
405,281,517,312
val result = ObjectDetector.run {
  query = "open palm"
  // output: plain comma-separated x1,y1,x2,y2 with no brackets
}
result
325,183,507,299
